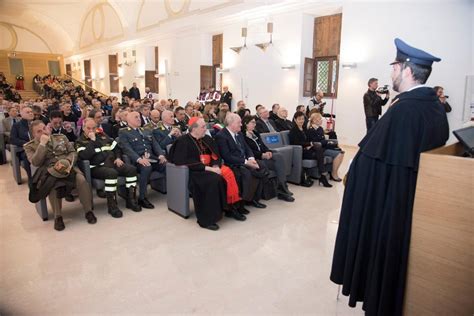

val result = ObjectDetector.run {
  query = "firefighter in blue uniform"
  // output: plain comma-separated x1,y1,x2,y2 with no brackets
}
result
118,111,167,209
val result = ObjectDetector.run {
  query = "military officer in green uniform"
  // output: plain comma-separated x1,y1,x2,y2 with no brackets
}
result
75,118,142,218
118,111,167,209
24,120,96,231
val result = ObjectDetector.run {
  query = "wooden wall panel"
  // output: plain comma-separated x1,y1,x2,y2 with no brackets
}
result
200,65,214,90
0,51,64,90
108,54,119,93
313,13,342,58
404,143,474,315
212,34,223,66
303,57,314,97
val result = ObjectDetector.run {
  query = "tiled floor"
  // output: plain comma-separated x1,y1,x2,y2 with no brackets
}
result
0,147,364,315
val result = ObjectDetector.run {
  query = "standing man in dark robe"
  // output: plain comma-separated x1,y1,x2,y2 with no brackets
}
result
168,117,227,231
330,38,449,316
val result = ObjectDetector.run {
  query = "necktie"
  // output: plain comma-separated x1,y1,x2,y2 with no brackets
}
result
234,133,244,156
266,120,275,132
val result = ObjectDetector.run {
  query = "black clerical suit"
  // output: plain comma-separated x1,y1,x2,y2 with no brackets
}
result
168,134,226,227
330,87,449,316
215,128,264,203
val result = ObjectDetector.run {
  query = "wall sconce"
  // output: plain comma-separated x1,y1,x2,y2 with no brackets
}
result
217,68,230,73
342,63,357,69
281,64,296,70
134,75,145,79
119,50,137,67
230,27,248,54
255,22,273,52
113,76,121,81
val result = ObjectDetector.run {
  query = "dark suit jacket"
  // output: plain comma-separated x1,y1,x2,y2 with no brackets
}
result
215,128,254,166
221,91,232,106
140,114,151,127
255,118,278,134
274,117,293,131
244,131,270,160
10,119,30,147
2,117,16,137
129,87,141,100
289,126,312,147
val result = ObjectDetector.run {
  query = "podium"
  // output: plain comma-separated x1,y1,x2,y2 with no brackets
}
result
403,143,474,315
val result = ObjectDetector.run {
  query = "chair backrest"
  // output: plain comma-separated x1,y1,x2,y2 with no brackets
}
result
280,130,291,145
260,132,284,149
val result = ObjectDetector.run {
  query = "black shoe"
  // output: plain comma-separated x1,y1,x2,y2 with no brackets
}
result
65,194,75,202
54,216,65,231
279,184,294,196
318,175,333,188
138,198,154,209
277,193,295,202
85,211,97,224
250,200,267,208
329,173,342,182
96,189,106,198
236,201,250,214
199,223,220,231
225,209,246,221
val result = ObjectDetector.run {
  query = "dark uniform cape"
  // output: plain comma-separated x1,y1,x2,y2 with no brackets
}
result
330,87,449,316
168,134,226,226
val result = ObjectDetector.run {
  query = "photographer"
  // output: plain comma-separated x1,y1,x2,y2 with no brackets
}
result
433,86,452,113
307,91,325,116
363,78,390,131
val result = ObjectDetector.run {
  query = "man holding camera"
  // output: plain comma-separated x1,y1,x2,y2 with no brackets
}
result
363,78,390,132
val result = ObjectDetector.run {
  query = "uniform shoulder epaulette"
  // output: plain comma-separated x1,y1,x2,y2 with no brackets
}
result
126,127,131,131
24,139,35,146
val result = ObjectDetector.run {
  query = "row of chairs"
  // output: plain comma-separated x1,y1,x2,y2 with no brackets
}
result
1,127,332,223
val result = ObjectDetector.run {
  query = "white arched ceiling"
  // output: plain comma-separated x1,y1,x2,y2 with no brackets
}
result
0,2,75,53
78,1,125,49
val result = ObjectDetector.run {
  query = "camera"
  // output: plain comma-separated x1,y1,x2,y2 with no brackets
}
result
376,85,390,94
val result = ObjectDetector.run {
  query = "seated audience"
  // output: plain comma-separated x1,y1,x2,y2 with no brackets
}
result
48,110,77,142
217,102,230,123
203,103,218,124
307,90,325,116
61,103,78,123
255,106,278,133
144,109,161,130
215,113,267,211
174,106,188,132
168,117,247,229
140,104,152,126
10,106,34,181
269,103,280,121
24,120,96,231
289,112,331,188
152,110,181,149
242,115,294,202
76,118,141,216
2,105,19,142
32,104,50,124
236,108,251,119
306,113,344,182
119,111,167,209
184,102,194,124
235,100,246,112
273,106,293,131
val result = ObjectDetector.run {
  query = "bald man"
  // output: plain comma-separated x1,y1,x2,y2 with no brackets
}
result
144,109,162,130
215,113,266,210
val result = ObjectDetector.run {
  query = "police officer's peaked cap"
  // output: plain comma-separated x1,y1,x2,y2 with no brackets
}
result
391,38,441,67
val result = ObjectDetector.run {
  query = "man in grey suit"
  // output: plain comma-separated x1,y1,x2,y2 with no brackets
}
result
2,106,19,142
255,106,278,134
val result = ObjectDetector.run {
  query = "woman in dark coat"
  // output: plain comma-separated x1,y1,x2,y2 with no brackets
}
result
242,115,294,201
288,111,331,187
168,117,242,230
306,112,344,181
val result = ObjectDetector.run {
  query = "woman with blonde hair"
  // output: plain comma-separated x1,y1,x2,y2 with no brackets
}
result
306,112,344,181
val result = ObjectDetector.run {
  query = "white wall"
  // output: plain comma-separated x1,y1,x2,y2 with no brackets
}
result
337,0,473,145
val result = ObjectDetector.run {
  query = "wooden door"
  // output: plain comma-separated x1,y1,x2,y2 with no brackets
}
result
83,59,91,91
200,65,214,90
66,63,72,76
108,54,119,93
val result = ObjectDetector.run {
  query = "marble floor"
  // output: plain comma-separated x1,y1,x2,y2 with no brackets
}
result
0,147,363,315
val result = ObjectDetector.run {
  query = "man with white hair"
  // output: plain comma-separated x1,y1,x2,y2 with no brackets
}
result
152,110,181,148
215,113,266,211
